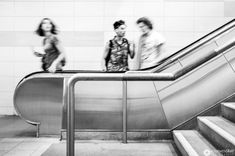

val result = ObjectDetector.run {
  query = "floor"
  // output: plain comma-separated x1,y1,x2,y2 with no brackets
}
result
42,140,179,156
0,115,180,156
0,137,59,156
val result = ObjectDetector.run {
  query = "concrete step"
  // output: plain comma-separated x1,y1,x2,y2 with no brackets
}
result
198,116,235,156
221,102,235,123
173,130,222,156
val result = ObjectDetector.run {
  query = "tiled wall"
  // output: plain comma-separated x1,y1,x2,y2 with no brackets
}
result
0,0,234,115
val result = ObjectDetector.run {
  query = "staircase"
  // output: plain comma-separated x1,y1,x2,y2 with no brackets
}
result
173,102,235,156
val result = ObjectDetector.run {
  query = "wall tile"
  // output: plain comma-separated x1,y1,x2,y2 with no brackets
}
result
0,92,13,107
14,62,40,78
224,1,235,17
165,17,194,32
50,17,74,31
14,47,35,62
0,63,14,76
74,2,104,17
69,47,103,62
0,47,14,61
0,17,14,31
165,2,195,17
0,31,104,47
195,17,225,32
0,2,14,16
165,32,195,47
104,2,133,17
14,17,43,31
74,17,104,31
195,2,224,17
133,2,164,17
15,2,44,17
0,77,15,92
73,62,101,70
0,107,14,115
44,2,74,17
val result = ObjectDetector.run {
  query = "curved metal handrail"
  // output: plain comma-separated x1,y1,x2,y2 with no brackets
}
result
151,19,235,72
66,39,235,156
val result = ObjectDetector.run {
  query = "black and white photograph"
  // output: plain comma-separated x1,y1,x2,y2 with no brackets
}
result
0,0,235,155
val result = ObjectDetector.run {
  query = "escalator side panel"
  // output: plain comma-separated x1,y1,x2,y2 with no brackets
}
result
61,81,169,130
14,78,64,135
158,54,235,127
224,47,235,71
216,28,235,46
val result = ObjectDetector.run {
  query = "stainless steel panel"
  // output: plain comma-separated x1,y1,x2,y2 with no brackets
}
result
14,78,64,135
224,47,235,71
179,42,218,66
159,55,235,127
61,81,169,130
216,28,235,46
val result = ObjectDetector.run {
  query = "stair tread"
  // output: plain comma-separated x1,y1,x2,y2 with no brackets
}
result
198,116,235,145
222,102,235,110
173,130,222,156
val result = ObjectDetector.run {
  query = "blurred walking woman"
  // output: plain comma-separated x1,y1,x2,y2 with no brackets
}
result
34,18,66,72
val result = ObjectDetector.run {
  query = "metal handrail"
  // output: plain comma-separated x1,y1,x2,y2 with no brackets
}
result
66,39,235,156
151,19,235,73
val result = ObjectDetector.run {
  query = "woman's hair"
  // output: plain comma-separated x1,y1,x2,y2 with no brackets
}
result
113,20,125,29
35,18,58,36
136,17,153,30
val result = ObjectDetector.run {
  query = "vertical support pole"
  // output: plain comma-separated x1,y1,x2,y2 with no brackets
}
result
67,83,75,156
122,81,127,143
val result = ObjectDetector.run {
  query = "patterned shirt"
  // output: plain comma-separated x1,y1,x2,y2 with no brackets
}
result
106,37,129,71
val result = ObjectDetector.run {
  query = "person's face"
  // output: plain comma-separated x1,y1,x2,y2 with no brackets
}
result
115,24,126,37
138,22,150,35
41,19,52,32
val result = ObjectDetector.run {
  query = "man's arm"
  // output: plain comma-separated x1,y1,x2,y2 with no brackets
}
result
101,42,110,71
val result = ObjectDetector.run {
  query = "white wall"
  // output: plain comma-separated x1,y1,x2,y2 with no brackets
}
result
0,0,234,115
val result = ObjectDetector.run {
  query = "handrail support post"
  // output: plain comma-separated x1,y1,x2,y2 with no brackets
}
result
122,81,128,143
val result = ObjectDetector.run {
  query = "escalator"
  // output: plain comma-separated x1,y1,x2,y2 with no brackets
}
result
14,19,235,136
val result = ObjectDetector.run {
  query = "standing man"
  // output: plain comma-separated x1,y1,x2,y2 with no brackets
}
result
101,20,135,72
136,17,166,70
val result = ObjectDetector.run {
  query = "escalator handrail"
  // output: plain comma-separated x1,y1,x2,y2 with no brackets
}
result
66,38,235,156
151,19,235,72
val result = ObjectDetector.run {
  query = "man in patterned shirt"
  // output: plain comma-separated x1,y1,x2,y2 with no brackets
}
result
101,20,135,72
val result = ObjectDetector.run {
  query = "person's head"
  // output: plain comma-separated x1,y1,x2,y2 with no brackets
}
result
136,17,153,35
113,20,126,37
35,18,57,36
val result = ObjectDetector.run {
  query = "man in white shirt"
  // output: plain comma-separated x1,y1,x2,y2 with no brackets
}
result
136,17,166,70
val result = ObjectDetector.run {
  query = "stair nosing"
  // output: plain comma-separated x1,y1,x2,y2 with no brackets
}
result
198,117,235,145
222,103,235,110
174,131,200,156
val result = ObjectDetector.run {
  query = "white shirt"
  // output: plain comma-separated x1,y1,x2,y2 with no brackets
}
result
138,31,166,69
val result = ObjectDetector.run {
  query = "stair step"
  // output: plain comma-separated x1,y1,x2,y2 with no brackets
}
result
221,102,235,123
173,130,222,156
198,116,235,155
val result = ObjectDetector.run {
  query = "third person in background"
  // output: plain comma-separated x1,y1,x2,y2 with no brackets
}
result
135,17,166,70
